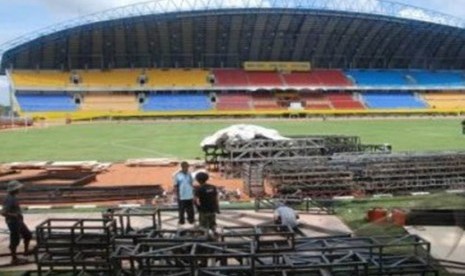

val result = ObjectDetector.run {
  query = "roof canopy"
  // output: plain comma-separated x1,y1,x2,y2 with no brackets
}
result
2,0,465,71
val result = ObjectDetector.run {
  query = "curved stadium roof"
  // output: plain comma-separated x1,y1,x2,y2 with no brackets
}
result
2,0,465,71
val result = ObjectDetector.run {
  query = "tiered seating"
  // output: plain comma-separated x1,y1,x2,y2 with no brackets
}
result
216,93,252,110
315,70,353,86
422,92,465,109
142,93,212,111
80,93,139,111
327,93,365,109
146,69,210,87
11,70,71,88
251,92,281,109
281,72,320,86
409,71,465,87
361,92,427,109
246,72,283,87
345,70,410,86
79,70,141,87
212,69,249,86
16,92,76,112
300,93,332,109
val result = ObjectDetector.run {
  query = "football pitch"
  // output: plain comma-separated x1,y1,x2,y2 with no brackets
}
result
1,118,465,162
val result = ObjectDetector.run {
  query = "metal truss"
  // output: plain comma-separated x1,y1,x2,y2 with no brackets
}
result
205,135,376,180
266,152,465,198
31,215,438,275
35,218,117,275
103,207,159,239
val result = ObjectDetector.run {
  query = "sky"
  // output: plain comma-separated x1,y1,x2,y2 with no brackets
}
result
0,0,465,105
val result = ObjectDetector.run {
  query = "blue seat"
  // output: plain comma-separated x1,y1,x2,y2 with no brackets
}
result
16,93,77,112
361,92,427,109
345,70,410,86
409,71,465,87
142,93,212,111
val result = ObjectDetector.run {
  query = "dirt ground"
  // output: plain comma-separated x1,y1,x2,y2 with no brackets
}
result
0,163,248,205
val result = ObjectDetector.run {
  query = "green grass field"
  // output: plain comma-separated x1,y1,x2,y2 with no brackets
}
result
1,118,465,162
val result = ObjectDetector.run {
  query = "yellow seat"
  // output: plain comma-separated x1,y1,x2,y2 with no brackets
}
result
146,69,211,87
423,92,465,109
11,70,70,88
79,69,141,88
80,93,139,111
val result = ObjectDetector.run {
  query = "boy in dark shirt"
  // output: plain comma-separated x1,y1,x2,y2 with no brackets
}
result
1,181,32,264
194,172,219,233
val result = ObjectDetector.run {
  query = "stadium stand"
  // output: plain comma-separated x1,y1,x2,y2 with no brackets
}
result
246,72,283,87
146,69,211,87
327,93,365,109
345,70,410,86
281,70,352,87
422,92,465,109
216,92,252,110
251,92,282,109
409,71,465,87
361,92,427,109
281,72,320,86
212,69,250,86
16,92,77,112
142,93,212,111
300,93,332,110
275,92,302,109
80,93,139,111
315,70,353,86
79,70,141,87
11,70,71,88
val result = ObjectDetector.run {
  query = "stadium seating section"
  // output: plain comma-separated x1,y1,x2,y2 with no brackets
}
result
300,93,332,110
282,70,352,87
361,92,427,109
79,70,141,87
246,72,283,87
142,93,212,111
212,69,250,86
327,93,365,109
11,68,465,116
251,92,282,110
216,93,252,110
346,70,410,86
408,71,465,87
16,92,76,112
146,69,211,87
422,93,465,109
11,71,71,88
80,93,139,111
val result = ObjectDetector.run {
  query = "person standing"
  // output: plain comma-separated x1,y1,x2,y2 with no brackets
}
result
173,161,195,225
194,172,219,233
1,180,32,264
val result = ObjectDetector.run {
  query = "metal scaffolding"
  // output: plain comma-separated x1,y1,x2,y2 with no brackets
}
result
266,152,465,198
29,209,438,275
204,135,380,180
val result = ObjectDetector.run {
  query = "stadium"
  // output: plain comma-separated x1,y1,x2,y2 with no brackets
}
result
0,0,465,275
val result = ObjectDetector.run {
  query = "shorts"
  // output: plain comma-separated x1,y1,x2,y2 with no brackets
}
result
199,212,216,230
7,220,32,250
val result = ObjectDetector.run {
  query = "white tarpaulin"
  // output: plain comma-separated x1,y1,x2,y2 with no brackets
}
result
200,124,289,147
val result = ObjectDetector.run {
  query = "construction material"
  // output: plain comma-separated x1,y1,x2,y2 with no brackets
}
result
0,185,164,204
27,210,438,276
35,218,117,275
266,152,465,198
